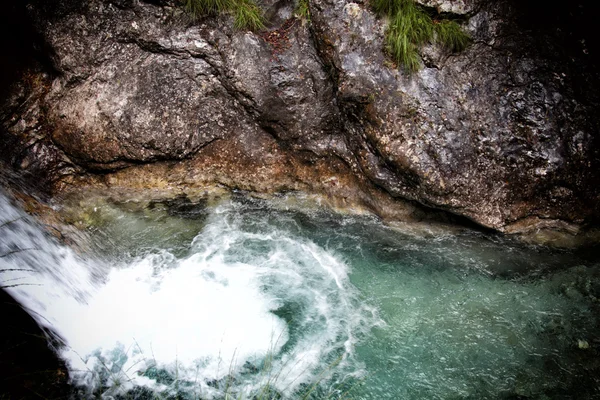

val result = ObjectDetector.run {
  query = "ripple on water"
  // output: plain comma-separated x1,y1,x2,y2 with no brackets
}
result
1,193,599,399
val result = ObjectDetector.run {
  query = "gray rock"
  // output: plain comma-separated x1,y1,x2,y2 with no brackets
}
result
1,0,598,238
310,0,600,231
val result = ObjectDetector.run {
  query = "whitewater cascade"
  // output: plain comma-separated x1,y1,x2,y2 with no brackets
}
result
0,192,377,398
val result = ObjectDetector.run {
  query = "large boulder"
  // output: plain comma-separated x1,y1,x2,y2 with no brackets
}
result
309,0,600,231
1,0,599,238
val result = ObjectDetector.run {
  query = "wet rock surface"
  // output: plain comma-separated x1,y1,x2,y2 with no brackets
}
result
1,0,599,238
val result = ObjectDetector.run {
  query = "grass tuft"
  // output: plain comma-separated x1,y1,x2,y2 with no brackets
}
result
183,0,265,31
434,20,470,52
372,0,403,16
373,0,470,72
233,0,265,31
295,0,311,21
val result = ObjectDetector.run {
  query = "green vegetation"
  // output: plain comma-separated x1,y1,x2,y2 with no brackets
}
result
372,0,470,72
233,0,265,30
295,0,311,21
435,19,470,51
183,0,265,31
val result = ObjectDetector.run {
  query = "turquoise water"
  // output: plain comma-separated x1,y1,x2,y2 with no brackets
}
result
2,193,599,399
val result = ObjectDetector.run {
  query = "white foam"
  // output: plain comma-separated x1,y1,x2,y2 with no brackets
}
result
0,194,377,398
51,250,288,396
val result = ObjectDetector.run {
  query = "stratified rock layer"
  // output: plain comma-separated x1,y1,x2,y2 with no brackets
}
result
1,0,599,237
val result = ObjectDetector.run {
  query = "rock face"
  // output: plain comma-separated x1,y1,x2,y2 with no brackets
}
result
1,0,599,237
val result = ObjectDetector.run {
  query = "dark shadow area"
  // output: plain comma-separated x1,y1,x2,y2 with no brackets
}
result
0,3,73,396
0,289,71,399
513,0,600,60
510,0,600,104
0,1,62,102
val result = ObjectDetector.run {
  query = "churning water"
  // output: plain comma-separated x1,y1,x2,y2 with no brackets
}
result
1,191,599,399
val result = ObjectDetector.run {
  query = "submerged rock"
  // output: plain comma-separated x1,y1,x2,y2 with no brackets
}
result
1,0,599,241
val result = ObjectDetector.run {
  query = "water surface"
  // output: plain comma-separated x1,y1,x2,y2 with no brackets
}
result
1,193,599,399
